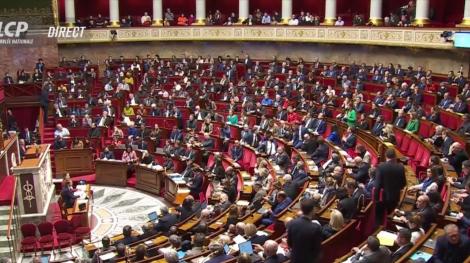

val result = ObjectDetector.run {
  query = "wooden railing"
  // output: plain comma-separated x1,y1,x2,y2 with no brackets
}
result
6,176,20,262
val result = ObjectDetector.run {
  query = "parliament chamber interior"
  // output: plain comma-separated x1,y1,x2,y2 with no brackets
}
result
1,0,470,262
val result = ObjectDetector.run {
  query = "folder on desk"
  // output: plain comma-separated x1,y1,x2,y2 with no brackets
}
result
377,230,397,246
410,250,432,261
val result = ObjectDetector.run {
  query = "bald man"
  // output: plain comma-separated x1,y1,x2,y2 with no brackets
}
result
263,240,288,263
448,142,469,175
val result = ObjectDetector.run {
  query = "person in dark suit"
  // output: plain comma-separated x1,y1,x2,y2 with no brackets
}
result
169,127,183,143
100,147,115,160
448,143,469,176
432,224,470,263
272,147,290,172
61,179,77,209
375,148,407,225
351,157,370,184
139,222,159,240
245,223,268,245
371,116,385,136
119,225,139,245
21,128,33,145
301,133,318,155
342,126,357,151
450,160,470,189
54,136,67,150
292,123,308,149
313,114,327,135
350,236,391,263
154,207,178,234
177,196,198,222
393,110,407,129
249,182,267,211
181,159,194,181
287,198,322,263
231,140,243,162
391,228,413,262
311,137,329,165
440,130,454,157
261,191,292,225
451,95,467,113
240,125,254,145
188,172,204,199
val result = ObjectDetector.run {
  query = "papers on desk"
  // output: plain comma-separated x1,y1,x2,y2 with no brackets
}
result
236,200,250,206
76,184,87,191
423,238,436,250
144,240,154,246
410,250,432,261
256,231,269,236
233,235,247,244
99,252,117,261
377,231,397,246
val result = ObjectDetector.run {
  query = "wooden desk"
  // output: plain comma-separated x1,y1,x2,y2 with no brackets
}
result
70,184,92,227
0,135,20,179
164,175,190,205
95,160,128,187
55,148,94,176
135,164,164,195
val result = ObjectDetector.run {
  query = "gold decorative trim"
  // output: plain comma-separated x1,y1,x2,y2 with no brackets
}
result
56,26,455,50
322,18,336,26
152,19,164,26
192,19,205,25
369,18,383,26
413,18,430,27
51,0,59,27
108,21,120,27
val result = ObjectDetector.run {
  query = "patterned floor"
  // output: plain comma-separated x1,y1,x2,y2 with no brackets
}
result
21,186,167,262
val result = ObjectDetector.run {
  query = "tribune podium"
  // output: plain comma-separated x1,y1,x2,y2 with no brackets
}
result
12,144,54,223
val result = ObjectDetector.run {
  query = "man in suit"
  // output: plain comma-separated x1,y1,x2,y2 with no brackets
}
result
450,95,467,113
351,156,370,184
231,140,243,162
311,137,329,165
313,114,327,135
351,236,391,263
205,242,234,263
390,228,413,262
283,174,302,200
181,159,194,181
240,125,254,145
119,225,139,245
439,92,453,109
21,127,33,145
393,110,407,129
301,133,318,155
374,148,406,225
432,224,470,263
154,207,178,234
188,172,204,198
450,160,470,189
249,182,267,211
61,179,77,209
54,136,67,150
100,147,115,160
96,111,112,127
448,142,469,175
292,123,308,149
261,191,292,225
440,129,454,157
342,127,357,151
272,147,290,172
276,106,287,121
371,116,385,136
169,127,183,143
287,198,322,263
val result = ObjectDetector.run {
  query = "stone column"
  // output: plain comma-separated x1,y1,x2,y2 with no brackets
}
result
369,0,383,26
239,0,249,23
64,0,76,27
281,0,292,24
152,0,163,26
109,0,120,27
195,0,206,25
414,0,430,26
323,0,337,25
458,0,470,27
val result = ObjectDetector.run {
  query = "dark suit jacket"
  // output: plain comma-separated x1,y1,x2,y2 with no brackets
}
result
433,234,470,263
311,143,329,164
61,186,77,208
343,134,357,150
231,146,243,161
154,213,178,233
100,151,115,159
189,174,203,197
205,254,234,263
352,163,370,184
394,116,406,129
275,153,291,171
287,216,322,263
371,122,384,136
265,254,288,263
391,243,413,262
315,120,327,135
374,161,406,207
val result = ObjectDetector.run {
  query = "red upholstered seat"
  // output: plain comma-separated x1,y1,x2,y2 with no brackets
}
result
400,135,411,153
394,129,404,147
38,222,54,251
20,223,38,254
418,120,434,138
54,220,74,251
406,139,419,158
70,215,91,245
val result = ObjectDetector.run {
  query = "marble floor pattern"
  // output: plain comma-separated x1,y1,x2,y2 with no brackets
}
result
21,186,167,262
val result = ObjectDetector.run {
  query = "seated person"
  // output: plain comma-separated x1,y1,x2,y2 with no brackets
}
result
261,191,292,225
260,240,288,263
205,242,234,263
432,224,470,263
394,194,436,231
139,222,158,240
391,228,414,262
350,236,391,262
155,207,178,234
321,209,344,240
100,147,115,160
244,223,268,245
133,244,147,261
54,135,67,150
141,12,152,26
231,140,243,162
91,236,116,262
60,179,77,209
119,225,139,245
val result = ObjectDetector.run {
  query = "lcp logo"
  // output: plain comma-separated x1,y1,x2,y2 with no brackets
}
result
0,21,28,37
